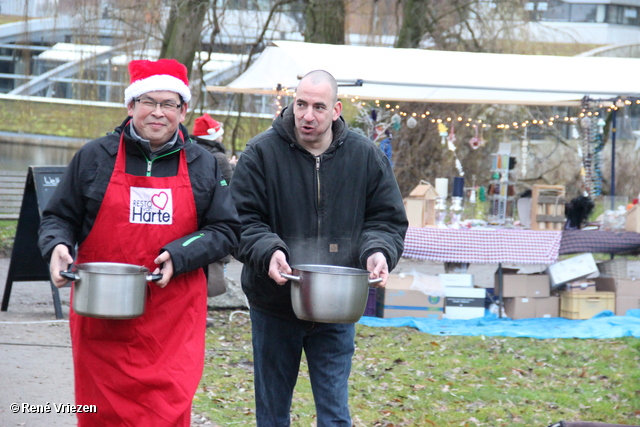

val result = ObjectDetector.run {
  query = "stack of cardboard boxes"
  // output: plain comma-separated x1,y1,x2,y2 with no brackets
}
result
547,253,617,320
498,270,558,319
371,253,639,321
375,272,486,320
594,277,640,315
441,274,486,320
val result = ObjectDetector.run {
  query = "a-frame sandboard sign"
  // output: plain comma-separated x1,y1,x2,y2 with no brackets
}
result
1,166,66,319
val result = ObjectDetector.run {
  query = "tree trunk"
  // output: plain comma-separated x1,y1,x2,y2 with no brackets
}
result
395,0,429,48
160,0,210,77
304,0,345,44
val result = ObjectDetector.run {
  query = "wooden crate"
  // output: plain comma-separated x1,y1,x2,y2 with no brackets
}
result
531,185,566,230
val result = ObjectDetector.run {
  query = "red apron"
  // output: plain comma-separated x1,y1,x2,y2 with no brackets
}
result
70,132,206,426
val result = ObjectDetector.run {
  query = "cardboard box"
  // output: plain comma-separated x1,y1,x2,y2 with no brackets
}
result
626,204,640,233
439,273,473,288
546,253,599,287
403,182,438,227
560,291,615,319
565,279,596,293
595,276,640,296
496,272,550,297
504,296,559,319
615,296,640,316
376,274,444,319
444,287,486,320
536,296,560,318
504,297,535,319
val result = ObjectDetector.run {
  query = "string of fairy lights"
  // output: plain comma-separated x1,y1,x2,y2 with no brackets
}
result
272,88,640,130
272,87,639,198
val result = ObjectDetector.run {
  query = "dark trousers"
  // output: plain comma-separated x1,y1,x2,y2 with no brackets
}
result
250,308,355,427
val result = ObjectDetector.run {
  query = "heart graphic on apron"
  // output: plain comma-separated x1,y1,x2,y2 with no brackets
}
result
152,192,168,210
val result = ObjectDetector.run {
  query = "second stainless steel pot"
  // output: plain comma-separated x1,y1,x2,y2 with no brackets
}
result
61,262,162,319
281,264,382,324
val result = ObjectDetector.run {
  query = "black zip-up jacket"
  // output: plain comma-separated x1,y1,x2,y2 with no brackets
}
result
38,117,242,277
195,137,233,183
230,105,408,319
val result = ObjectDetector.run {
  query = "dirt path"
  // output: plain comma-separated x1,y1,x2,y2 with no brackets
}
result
0,257,74,426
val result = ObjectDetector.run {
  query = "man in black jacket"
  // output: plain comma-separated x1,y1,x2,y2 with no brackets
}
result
231,70,408,427
192,113,234,301
38,58,241,426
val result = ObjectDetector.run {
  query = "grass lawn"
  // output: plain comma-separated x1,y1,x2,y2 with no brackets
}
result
194,310,640,427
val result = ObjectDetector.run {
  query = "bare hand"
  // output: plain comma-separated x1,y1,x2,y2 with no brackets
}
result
268,250,291,285
50,244,74,288
153,251,174,288
366,252,389,287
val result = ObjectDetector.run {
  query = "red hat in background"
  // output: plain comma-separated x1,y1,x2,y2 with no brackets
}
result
124,59,191,107
193,113,224,141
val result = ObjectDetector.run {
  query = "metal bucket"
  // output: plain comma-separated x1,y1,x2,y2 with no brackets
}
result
61,262,161,319
281,264,382,323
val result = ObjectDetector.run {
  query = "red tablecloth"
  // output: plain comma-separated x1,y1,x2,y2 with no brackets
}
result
403,227,562,264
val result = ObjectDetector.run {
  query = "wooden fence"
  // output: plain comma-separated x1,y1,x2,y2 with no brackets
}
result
0,171,27,220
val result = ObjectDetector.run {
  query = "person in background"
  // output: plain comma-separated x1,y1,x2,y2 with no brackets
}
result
230,69,408,427
38,58,241,427
192,113,234,303
379,129,394,167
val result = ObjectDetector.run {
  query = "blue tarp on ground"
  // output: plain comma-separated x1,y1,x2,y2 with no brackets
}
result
358,309,640,339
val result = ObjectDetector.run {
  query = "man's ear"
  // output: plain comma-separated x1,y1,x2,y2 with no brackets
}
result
333,100,342,121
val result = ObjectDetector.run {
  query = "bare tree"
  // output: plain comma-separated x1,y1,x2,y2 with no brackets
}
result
161,0,211,77
304,0,345,44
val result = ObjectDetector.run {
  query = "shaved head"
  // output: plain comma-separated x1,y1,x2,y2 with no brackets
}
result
298,70,338,104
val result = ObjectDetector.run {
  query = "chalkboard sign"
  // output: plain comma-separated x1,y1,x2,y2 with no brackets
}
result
1,166,67,319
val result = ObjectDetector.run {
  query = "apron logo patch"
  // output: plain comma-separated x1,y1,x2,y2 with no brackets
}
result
130,187,173,225
151,192,168,210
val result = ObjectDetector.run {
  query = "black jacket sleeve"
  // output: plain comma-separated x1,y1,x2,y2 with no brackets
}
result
357,145,408,271
229,140,288,273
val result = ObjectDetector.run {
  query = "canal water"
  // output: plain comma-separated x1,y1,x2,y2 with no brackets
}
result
0,141,78,173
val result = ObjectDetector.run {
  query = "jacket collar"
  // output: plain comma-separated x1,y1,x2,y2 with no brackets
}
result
103,117,200,163
276,103,348,154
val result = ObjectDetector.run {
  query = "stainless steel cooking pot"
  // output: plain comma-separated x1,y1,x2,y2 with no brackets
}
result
281,264,382,324
60,262,162,319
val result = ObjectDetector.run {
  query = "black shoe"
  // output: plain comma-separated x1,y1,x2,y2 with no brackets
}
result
548,422,564,427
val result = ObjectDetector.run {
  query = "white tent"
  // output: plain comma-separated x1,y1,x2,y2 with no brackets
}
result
208,40,640,107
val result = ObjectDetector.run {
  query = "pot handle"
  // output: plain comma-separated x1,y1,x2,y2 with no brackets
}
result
368,277,383,285
280,273,301,282
60,270,80,282
146,274,163,282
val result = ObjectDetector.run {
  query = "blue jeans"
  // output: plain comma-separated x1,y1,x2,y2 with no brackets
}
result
250,308,355,427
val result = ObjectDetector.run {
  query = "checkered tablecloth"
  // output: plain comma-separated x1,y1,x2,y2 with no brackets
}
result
560,229,640,255
403,227,563,264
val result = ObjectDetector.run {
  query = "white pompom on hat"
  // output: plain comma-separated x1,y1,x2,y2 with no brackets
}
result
124,59,191,107
192,113,224,141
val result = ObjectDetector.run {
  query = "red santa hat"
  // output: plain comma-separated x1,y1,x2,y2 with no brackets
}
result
192,113,224,141
124,59,191,107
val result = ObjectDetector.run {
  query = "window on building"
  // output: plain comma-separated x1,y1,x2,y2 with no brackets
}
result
569,4,598,23
541,0,570,22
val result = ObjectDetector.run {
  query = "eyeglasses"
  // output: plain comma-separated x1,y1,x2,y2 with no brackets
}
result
135,97,182,111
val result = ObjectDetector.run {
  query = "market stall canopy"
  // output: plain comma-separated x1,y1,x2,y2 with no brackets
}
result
207,40,640,107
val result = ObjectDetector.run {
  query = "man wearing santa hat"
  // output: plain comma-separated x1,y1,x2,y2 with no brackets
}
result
192,113,234,303
39,58,241,426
